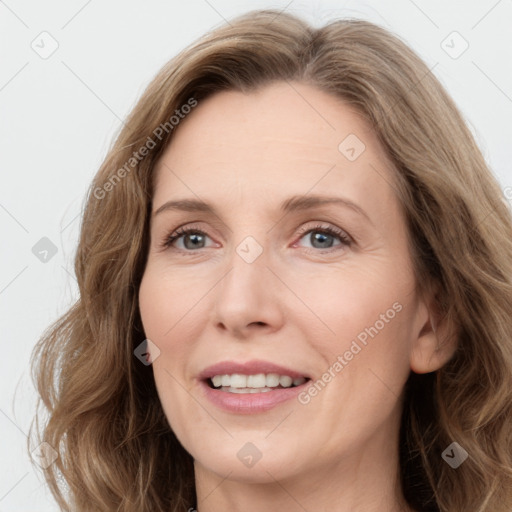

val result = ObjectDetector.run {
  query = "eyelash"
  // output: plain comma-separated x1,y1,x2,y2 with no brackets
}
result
159,223,352,254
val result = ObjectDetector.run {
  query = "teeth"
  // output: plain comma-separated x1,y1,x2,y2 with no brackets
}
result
209,373,307,390
279,375,293,387
230,374,247,388
265,373,280,387
247,374,266,387
223,387,273,393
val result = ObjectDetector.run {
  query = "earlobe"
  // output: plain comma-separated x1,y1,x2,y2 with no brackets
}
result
409,291,458,374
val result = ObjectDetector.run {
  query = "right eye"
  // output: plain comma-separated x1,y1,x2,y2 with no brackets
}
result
160,226,215,251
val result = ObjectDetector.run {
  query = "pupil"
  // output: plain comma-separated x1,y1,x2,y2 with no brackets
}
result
312,232,332,249
185,233,204,249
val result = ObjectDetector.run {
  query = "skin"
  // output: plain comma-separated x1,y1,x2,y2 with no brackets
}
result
138,81,456,512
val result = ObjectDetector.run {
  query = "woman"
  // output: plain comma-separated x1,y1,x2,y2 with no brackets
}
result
30,9,512,512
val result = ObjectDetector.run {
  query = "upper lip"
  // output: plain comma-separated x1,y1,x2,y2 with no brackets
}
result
198,360,311,381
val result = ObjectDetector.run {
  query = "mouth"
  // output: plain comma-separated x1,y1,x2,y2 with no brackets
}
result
197,360,312,414
206,373,310,393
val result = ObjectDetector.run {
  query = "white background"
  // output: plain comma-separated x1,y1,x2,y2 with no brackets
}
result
1,0,511,510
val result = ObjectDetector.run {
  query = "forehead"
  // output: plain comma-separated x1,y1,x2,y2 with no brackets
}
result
152,82,399,217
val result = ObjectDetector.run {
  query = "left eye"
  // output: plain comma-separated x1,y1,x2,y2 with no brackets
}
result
294,225,352,251
301,228,349,249
160,224,352,252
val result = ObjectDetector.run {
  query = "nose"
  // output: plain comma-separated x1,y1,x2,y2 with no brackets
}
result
211,244,285,339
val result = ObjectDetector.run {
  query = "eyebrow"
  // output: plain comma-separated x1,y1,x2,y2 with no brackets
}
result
153,194,372,224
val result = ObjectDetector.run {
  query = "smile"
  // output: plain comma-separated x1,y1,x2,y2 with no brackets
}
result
197,359,312,413
209,373,308,393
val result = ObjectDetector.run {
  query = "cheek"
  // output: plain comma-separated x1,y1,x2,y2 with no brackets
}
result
301,264,412,389
138,270,194,390
138,270,204,438
296,263,401,339
138,265,205,341
300,288,412,451
138,265,214,381
138,273,159,335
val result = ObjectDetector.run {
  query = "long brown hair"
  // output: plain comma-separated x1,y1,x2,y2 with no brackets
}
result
29,9,512,511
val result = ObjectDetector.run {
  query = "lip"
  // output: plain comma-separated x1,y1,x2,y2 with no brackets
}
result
197,359,312,414
199,379,311,414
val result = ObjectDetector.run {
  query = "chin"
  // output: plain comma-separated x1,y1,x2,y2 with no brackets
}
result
193,451,301,484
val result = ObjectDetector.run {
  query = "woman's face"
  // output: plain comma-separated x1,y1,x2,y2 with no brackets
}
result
139,81,434,484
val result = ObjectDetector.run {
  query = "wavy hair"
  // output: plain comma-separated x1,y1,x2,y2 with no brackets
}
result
29,9,512,512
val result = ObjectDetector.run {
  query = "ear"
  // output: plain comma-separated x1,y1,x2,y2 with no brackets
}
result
410,282,458,374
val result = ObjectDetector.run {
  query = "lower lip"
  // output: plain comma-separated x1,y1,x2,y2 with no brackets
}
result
199,379,310,414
